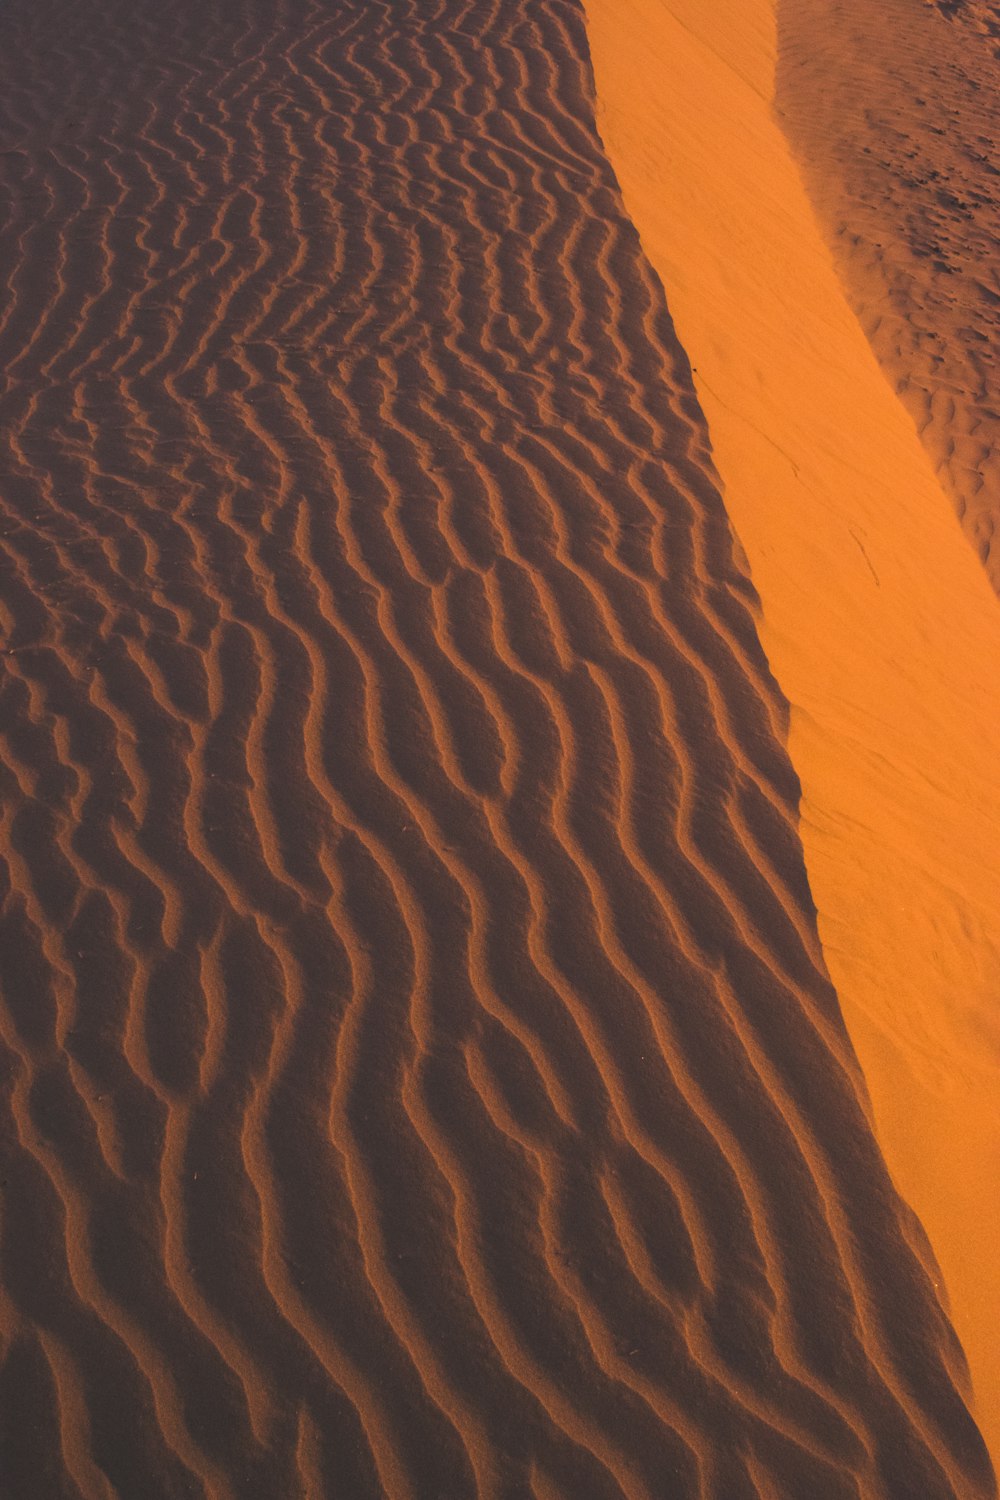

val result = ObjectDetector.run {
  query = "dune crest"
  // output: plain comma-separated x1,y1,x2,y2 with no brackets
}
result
775,0,1000,593
584,0,1000,1469
0,0,994,1494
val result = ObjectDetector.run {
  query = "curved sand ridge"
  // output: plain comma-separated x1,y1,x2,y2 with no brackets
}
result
776,0,1000,593
584,0,1000,1475
0,0,991,1495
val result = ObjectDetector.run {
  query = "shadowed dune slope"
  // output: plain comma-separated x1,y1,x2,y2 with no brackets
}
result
776,0,1000,592
0,1,992,1496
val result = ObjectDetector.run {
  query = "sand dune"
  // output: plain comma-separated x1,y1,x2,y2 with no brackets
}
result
585,0,1000,1475
777,0,1000,592
0,0,993,1496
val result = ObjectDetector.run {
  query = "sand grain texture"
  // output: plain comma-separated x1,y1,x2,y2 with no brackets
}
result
0,0,994,1496
584,0,1000,1472
777,0,1000,592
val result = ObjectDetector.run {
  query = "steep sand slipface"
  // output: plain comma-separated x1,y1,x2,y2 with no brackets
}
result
777,0,1000,593
5,0,991,1494
1,0,997,1493
585,0,1000,1468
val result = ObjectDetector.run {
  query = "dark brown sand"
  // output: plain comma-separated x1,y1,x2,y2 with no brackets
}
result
0,1,993,1496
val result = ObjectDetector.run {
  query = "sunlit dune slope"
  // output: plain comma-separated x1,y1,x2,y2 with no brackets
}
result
584,0,1000,1473
0,0,994,1495
776,0,1000,593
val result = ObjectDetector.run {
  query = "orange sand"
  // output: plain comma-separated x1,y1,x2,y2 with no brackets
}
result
1,0,995,1491
776,0,1000,595
586,0,1000,1462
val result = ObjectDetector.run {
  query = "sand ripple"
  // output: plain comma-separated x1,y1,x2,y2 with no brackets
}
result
0,0,990,1495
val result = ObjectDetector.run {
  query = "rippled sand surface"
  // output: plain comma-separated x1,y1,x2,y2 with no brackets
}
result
0,0,995,1496
587,0,1000,1478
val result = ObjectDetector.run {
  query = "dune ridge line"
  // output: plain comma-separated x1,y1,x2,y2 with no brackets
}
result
583,0,1000,1472
776,0,1000,594
0,0,994,1494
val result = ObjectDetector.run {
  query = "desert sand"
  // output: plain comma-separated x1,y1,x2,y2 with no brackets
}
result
0,0,995,1496
778,0,1000,593
585,0,1000,1471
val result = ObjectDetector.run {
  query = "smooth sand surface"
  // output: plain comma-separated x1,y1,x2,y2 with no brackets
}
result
0,0,995,1495
585,0,1000,1470
777,0,1000,593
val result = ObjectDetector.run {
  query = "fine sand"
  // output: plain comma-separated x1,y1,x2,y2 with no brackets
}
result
585,0,1000,1472
777,0,1000,593
0,0,995,1497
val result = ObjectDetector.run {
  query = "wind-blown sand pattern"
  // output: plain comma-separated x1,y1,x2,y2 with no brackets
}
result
776,0,1000,591
585,0,1000,1474
0,0,994,1496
